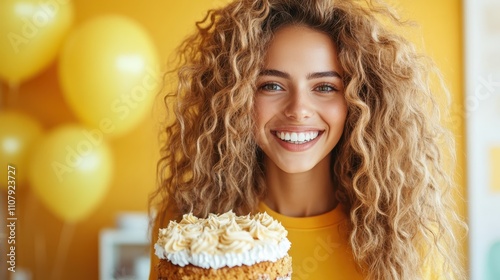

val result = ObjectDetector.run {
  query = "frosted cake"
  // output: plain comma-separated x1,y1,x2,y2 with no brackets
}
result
154,210,292,279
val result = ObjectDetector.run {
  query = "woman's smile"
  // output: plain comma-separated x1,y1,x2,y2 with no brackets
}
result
273,130,321,144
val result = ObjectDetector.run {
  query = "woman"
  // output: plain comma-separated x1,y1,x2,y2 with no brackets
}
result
149,0,466,279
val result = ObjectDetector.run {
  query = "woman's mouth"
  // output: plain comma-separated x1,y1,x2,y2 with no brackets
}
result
273,131,321,144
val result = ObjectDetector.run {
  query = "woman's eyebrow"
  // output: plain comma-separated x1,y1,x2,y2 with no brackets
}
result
259,69,342,79
259,69,290,79
307,71,342,79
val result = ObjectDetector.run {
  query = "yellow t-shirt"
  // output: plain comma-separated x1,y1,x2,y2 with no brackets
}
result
149,204,445,280
258,202,365,280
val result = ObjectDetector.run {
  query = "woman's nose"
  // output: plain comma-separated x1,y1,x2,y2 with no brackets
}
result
283,91,313,121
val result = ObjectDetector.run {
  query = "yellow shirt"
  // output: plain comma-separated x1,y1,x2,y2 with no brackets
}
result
258,203,365,280
149,204,445,280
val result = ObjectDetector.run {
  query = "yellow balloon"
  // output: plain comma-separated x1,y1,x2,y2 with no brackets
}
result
28,125,113,222
59,15,160,138
0,111,42,189
0,0,74,85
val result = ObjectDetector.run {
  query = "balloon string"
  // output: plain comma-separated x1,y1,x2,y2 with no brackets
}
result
8,82,19,108
51,222,75,280
26,192,47,278
35,230,47,279
0,82,4,110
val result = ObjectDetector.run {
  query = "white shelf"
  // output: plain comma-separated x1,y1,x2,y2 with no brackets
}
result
99,229,150,280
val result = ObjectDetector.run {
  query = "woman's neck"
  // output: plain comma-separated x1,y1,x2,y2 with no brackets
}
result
263,155,338,217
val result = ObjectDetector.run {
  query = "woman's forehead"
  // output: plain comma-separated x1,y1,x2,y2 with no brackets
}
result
263,25,342,75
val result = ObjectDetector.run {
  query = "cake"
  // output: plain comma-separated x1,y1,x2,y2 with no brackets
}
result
154,210,292,279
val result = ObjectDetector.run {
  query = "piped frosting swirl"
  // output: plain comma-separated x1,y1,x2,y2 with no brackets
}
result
154,210,291,269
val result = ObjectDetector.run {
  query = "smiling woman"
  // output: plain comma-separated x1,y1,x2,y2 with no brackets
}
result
149,0,466,279
255,25,347,178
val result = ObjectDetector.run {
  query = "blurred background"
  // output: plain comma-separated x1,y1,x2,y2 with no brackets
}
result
0,0,497,279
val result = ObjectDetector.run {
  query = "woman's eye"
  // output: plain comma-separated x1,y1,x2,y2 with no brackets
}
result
260,83,283,91
315,84,337,93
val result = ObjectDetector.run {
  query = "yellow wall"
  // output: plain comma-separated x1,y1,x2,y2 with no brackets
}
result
5,1,465,279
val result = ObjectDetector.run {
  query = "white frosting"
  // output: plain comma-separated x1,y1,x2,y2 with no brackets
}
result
154,210,291,269
155,237,291,269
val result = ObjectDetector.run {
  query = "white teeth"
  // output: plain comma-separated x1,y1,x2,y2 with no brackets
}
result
298,133,305,142
275,131,320,144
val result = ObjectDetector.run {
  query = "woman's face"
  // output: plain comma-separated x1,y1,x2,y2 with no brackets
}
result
254,25,347,174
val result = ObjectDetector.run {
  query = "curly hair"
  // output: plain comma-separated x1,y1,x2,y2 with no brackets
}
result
150,0,466,279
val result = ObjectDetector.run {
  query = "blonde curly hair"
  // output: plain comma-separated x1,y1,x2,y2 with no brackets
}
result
150,0,466,279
